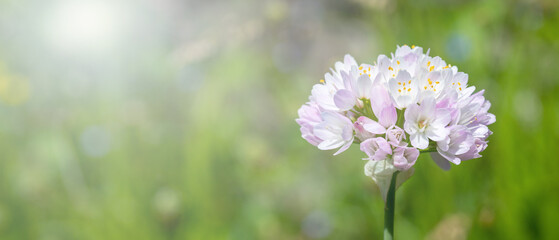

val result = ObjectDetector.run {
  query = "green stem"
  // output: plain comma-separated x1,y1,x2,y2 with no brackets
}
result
419,148,437,154
384,171,398,240
395,109,404,126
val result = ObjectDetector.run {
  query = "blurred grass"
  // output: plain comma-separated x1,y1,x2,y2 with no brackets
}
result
0,0,558,239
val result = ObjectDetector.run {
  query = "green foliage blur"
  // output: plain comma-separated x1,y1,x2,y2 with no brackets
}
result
0,0,558,239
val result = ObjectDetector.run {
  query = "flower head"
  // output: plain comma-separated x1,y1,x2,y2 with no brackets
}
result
296,45,495,196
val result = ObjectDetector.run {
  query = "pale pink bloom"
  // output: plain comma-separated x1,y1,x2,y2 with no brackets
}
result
296,102,323,146
435,125,474,165
360,137,392,161
385,126,406,147
354,116,376,141
313,111,354,155
355,86,397,136
392,146,419,171
297,45,495,188
370,85,398,128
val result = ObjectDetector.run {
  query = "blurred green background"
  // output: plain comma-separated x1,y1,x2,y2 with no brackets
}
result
0,0,558,239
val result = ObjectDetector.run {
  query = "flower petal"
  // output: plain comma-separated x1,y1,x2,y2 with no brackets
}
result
425,126,449,141
357,74,373,98
317,139,344,150
430,152,451,171
363,120,386,134
410,133,429,149
333,89,355,111
334,138,353,155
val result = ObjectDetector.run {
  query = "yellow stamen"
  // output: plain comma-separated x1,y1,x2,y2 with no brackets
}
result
408,80,411,84
412,45,415,49
427,61,431,66
408,88,411,92
388,66,394,71
429,66,435,72
397,61,400,65
398,82,401,85
435,81,440,84
320,79,325,83
359,66,363,70
398,89,401,93
424,86,427,90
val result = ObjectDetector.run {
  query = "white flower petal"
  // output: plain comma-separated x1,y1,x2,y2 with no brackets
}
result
317,139,344,150
356,74,373,98
410,133,429,149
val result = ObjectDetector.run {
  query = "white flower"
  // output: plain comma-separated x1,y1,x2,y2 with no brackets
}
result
404,97,451,149
388,70,418,109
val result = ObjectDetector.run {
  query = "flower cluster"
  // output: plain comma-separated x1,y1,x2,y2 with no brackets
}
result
296,45,495,199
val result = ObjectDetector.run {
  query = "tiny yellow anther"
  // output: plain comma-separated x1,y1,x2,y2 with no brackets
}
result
388,66,394,71
397,61,400,65
320,79,325,83
429,66,435,72
359,66,363,70
411,45,415,49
